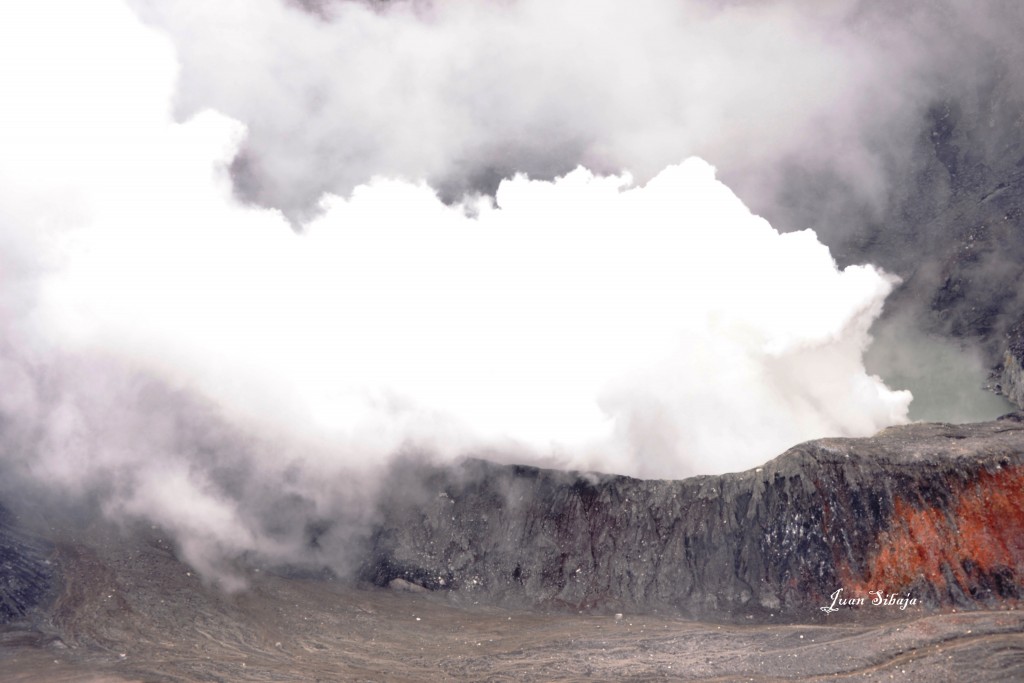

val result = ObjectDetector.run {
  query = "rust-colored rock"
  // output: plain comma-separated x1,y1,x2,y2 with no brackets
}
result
851,466,1024,602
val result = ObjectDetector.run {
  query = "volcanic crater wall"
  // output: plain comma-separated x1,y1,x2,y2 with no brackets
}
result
364,414,1024,620
0,504,57,625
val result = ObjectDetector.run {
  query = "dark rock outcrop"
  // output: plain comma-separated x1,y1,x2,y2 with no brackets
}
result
997,322,1024,408
0,504,57,624
364,414,1024,620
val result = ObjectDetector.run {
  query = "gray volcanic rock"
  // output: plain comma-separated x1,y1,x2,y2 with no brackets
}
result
0,504,57,625
363,414,1024,621
997,321,1024,409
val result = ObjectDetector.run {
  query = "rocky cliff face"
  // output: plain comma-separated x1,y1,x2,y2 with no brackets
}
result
997,322,1024,409
0,504,56,625
889,84,1024,378
2,415,1022,637
363,414,1024,620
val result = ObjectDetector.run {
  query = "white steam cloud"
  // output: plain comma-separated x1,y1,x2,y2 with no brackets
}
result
43,154,910,477
129,0,946,218
0,0,936,583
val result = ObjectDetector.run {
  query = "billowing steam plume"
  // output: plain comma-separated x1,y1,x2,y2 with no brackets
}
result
4,0,1016,585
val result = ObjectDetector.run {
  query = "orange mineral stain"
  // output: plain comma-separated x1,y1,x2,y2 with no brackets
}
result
849,466,1024,595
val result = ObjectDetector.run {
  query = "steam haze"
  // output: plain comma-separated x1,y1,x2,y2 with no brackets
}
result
2,0,1018,585
131,0,942,218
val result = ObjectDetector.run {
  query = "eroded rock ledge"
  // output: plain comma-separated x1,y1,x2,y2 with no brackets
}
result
363,414,1024,620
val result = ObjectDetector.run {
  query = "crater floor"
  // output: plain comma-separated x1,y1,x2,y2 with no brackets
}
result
1,523,1022,682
